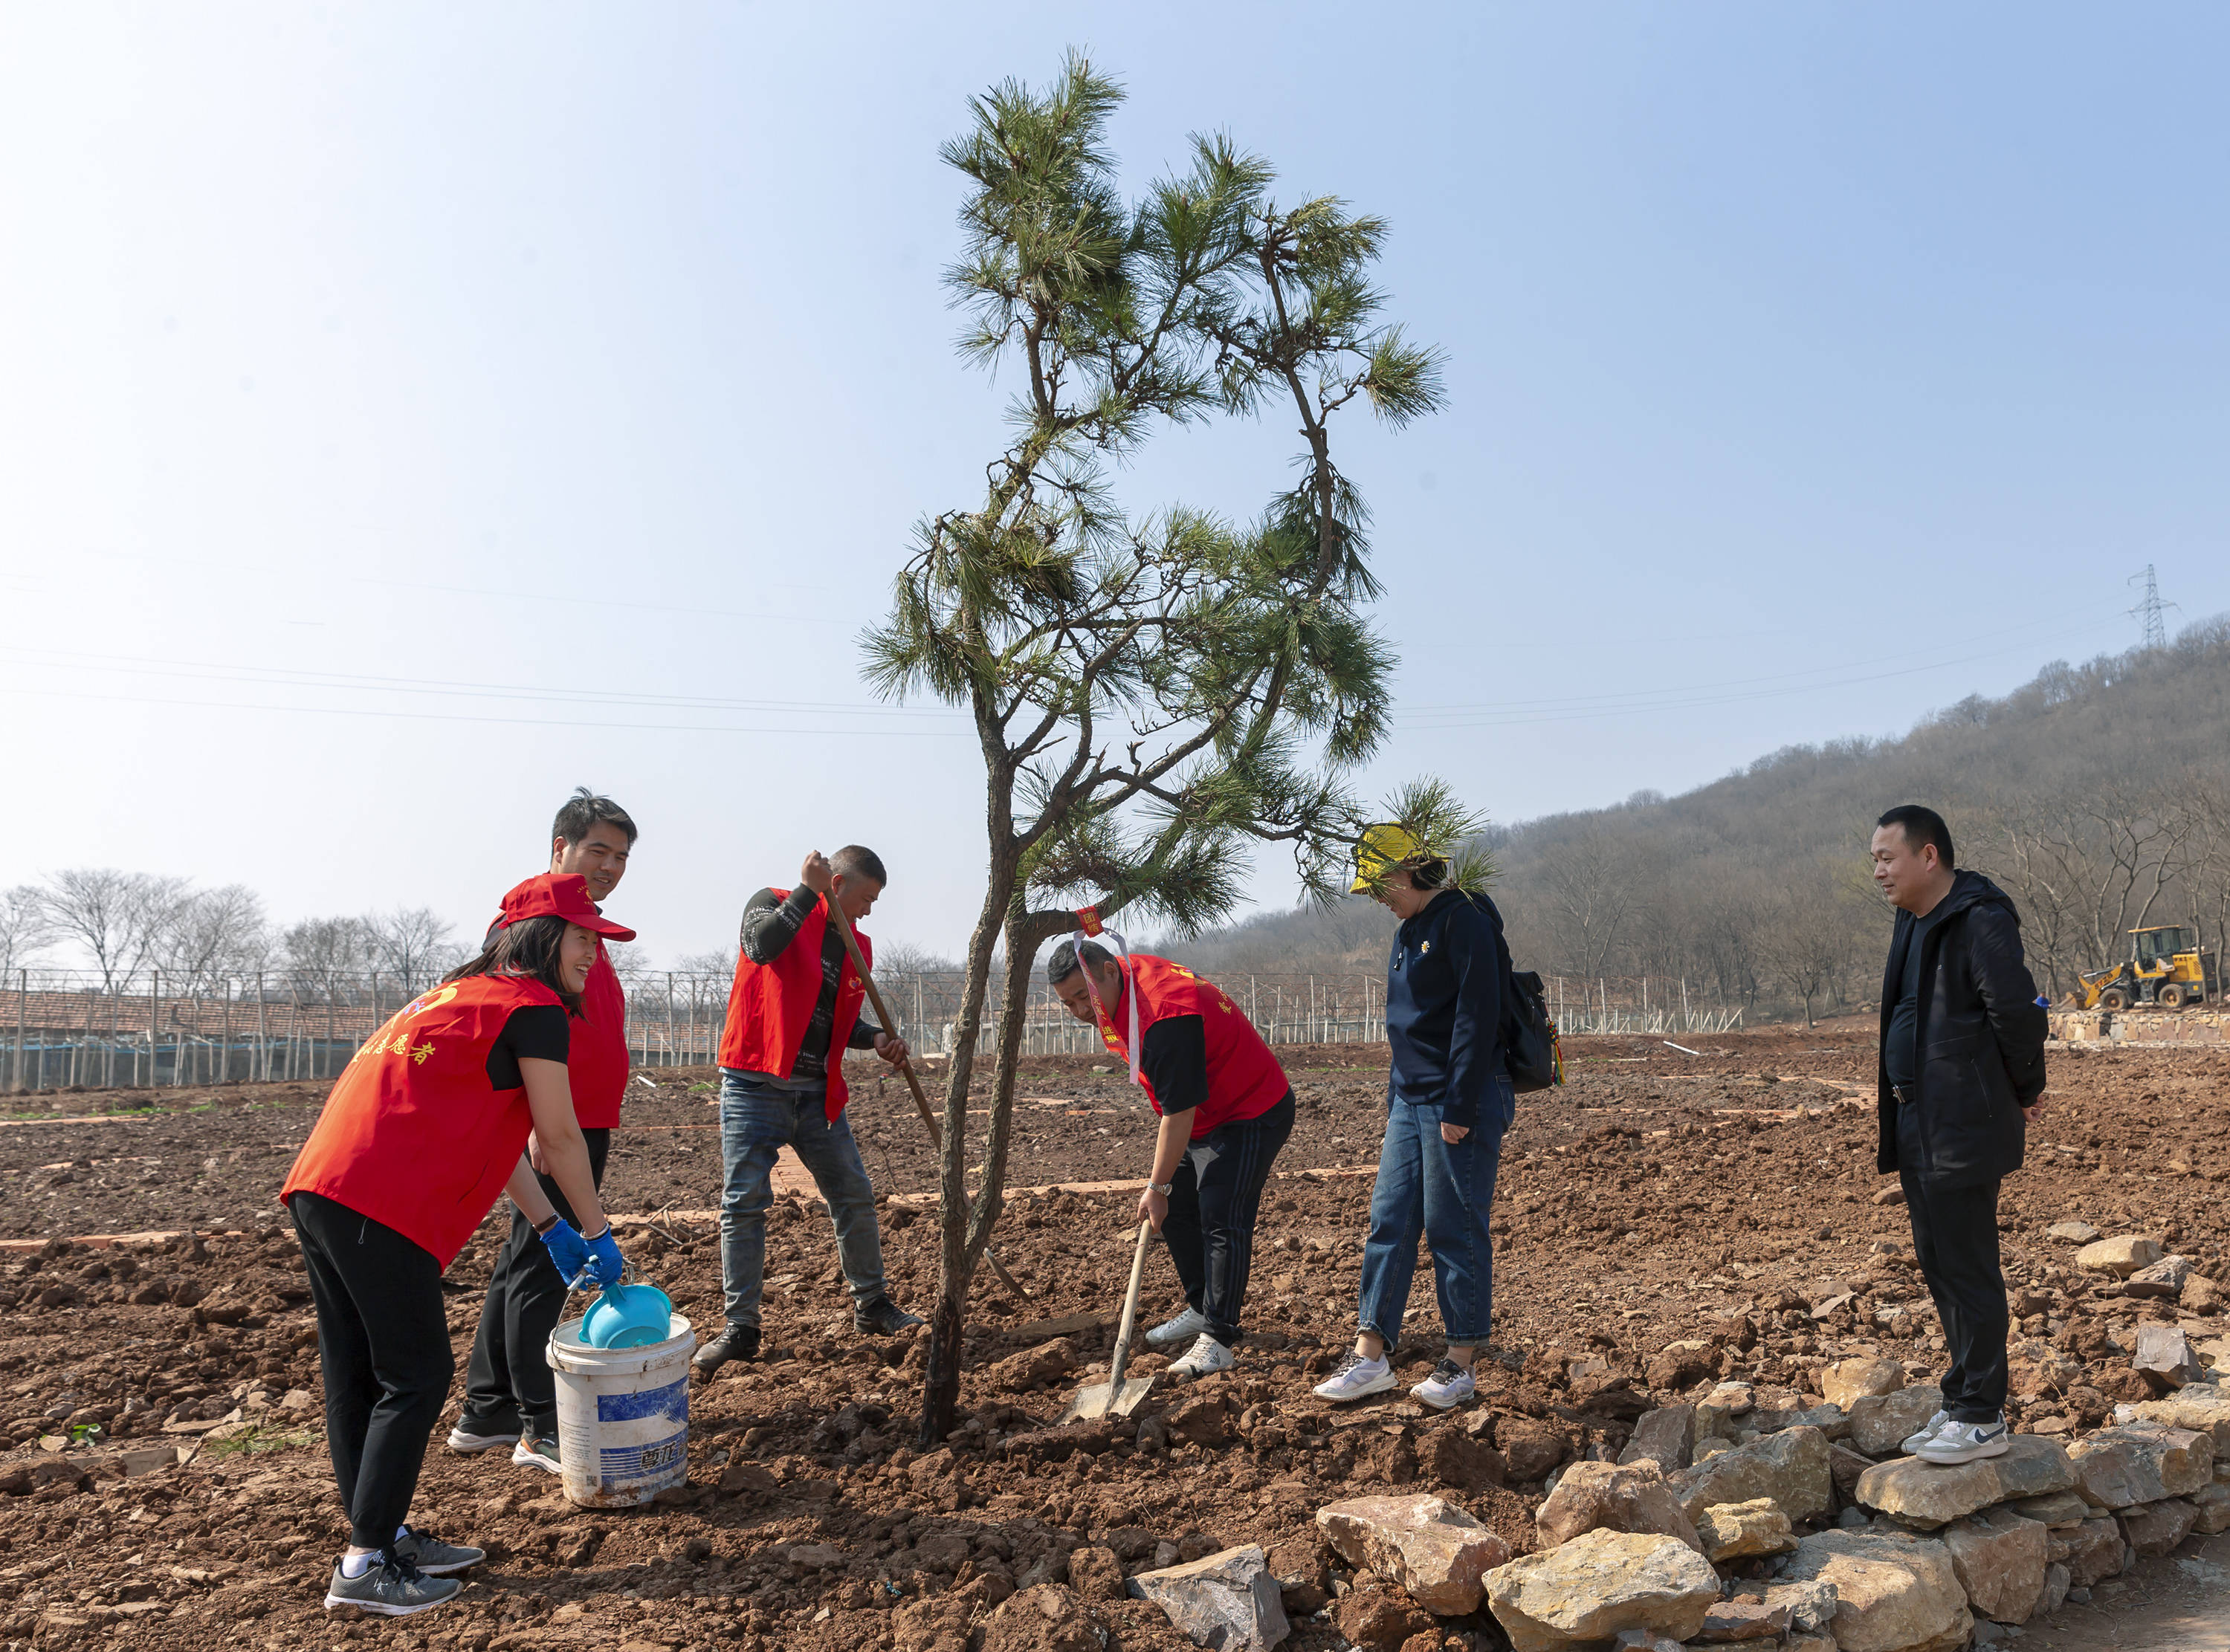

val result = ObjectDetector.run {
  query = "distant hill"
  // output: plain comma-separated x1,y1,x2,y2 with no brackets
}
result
1168,616,2230,1023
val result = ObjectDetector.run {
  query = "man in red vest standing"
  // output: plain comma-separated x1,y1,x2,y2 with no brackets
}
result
1049,939,1296,1379
693,846,920,1374
449,788,636,1473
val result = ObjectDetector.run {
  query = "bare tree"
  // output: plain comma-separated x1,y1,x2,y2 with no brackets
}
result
150,884,272,991
1544,832,1640,978
361,907,459,987
33,869,184,988
0,887,51,977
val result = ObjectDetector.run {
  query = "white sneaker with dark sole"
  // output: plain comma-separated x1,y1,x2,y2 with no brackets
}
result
1311,1351,1398,1404
1166,1333,1236,1379
323,1555,462,1616
1915,1417,2011,1465
511,1436,561,1474
1899,1410,1952,1455
1410,1357,1477,1410
444,1424,520,1453
1145,1307,1209,1350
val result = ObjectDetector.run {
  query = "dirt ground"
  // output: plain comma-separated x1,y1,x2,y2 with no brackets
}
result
2,1026,2226,1651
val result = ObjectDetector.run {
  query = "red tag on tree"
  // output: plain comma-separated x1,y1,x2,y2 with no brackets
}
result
1076,905,1103,936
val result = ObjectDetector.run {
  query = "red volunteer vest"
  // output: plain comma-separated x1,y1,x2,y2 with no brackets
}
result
569,942,627,1130
717,889,870,1121
1093,954,1290,1138
280,974,561,1268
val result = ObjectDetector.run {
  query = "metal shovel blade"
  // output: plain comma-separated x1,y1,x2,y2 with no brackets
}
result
1059,1373,1157,1423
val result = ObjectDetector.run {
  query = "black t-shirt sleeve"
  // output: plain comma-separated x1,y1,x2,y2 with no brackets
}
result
1139,1014,1209,1116
485,1003,572,1091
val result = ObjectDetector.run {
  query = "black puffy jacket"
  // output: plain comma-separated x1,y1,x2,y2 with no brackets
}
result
1875,869,2049,1187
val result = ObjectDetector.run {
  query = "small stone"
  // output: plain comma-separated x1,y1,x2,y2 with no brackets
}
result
1780,1529,1972,1652
1610,1631,1683,1652
2060,1517,2127,1587
1534,1460,1706,1555
2008,1489,2089,1526
1855,1456,2003,1530
1066,1546,1124,1601
2040,1560,2071,1614
2046,1220,2100,1243
1127,1545,1288,1652
1483,1529,1721,1652
1822,1358,1904,1410
1617,1405,1694,1472
2118,1497,2199,1558
985,1337,1081,1390
1760,1578,1841,1636
1499,1417,1572,1483
2075,1235,2163,1277
1872,1185,1906,1207
1316,1493,1512,1616
2132,1325,2204,1391
1694,1498,1797,1562
277,1389,314,1413
2183,1274,2226,1315
1846,1384,1945,1457
1645,1339,1718,1391
1829,1442,1875,1496
2191,1481,2230,1535
1693,1598,1790,1642
2124,1255,2194,1300
1670,1425,1832,1523
1942,1506,2049,1625
2068,1423,2213,1507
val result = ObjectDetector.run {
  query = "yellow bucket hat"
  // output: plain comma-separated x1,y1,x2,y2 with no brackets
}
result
1350,823,1422,893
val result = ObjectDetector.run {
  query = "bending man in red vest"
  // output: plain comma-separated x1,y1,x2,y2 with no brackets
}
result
1050,940,1295,1379
451,788,637,1474
694,846,920,1374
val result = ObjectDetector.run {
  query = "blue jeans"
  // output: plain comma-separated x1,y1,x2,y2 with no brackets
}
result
1357,1077,1516,1349
717,1071,888,1332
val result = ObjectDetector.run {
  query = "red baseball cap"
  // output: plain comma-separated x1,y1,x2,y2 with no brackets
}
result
494,872,637,942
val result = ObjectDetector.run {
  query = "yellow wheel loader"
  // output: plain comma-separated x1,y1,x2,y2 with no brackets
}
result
2076,925,2219,1011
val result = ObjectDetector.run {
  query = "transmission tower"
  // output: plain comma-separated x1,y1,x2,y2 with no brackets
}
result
2128,563,2176,650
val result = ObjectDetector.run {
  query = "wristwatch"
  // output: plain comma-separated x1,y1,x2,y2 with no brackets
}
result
1146,1181,1174,1197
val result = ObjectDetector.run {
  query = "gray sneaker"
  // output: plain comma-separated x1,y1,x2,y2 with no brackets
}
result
1899,1409,1953,1455
323,1552,462,1616
393,1526,485,1576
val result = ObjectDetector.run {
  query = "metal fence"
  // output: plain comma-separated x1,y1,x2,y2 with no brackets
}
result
1545,975,1745,1037
1,967,1395,1095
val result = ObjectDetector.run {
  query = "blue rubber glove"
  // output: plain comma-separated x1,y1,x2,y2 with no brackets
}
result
579,1224,625,1288
539,1218,590,1282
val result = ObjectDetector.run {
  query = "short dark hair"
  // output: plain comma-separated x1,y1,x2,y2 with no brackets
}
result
445,915,583,1014
1878,804,1954,869
1405,855,1450,890
553,786,636,849
1047,939,1116,986
832,845,887,887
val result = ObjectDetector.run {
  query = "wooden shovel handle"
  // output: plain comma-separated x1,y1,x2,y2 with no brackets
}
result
1105,1219,1154,1394
818,884,1030,1300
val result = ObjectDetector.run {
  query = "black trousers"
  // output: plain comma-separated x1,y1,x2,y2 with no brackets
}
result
1900,1158,2009,1421
288,1191,453,1549
1163,1092,1294,1347
462,1127,610,1439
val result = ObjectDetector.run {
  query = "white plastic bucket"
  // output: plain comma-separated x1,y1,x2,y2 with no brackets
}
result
547,1312,696,1508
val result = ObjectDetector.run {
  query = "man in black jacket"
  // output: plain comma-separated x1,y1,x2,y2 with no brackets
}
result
1869,804,2049,1465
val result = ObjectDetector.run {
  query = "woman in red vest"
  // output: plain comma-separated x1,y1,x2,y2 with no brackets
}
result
1050,940,1294,1380
279,873,632,1618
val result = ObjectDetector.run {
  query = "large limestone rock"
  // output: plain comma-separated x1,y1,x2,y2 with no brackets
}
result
1696,1498,1797,1562
2191,1481,2230,1535
1941,1507,2049,1624
2075,1235,2162,1277
1824,1358,1906,1410
1855,1457,2003,1530
1760,1578,1841,1639
2068,1423,2213,1508
1534,1460,1706,1555
1483,1529,1721,1652
1617,1405,1694,1471
2127,1383,2230,1452
2059,1517,2128,1587
2008,1489,2089,1526
2124,1254,2194,1300
1781,1530,1973,1652
1991,1434,2078,1500
1670,1425,1832,1523
2118,1497,2198,1558
1316,1494,1511,1616
2133,1325,2203,1390
1847,1385,1945,1458
1128,1546,1287,1652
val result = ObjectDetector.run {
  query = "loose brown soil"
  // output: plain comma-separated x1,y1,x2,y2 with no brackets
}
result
2,1026,2226,1651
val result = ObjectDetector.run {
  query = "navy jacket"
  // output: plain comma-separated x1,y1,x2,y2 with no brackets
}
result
1875,869,2049,1187
1386,890,1510,1129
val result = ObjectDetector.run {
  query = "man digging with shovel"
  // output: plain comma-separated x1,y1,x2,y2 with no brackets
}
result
693,847,922,1375
1049,937,1295,1381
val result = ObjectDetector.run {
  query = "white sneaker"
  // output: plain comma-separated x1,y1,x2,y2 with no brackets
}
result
1410,1357,1477,1410
1145,1306,1209,1350
1899,1410,1953,1455
444,1423,520,1453
1166,1333,1236,1379
1312,1350,1397,1404
1916,1416,2011,1465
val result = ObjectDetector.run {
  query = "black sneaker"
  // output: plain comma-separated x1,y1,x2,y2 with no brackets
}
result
323,1550,462,1616
392,1526,485,1575
855,1298,923,1335
692,1324,760,1374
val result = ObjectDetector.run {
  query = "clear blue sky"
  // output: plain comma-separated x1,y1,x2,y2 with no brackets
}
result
4,3,2225,964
